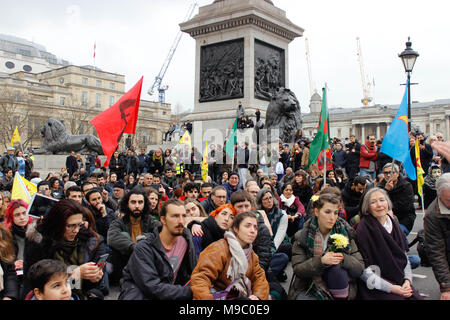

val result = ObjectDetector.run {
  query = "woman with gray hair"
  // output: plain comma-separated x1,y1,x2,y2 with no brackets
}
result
356,187,422,300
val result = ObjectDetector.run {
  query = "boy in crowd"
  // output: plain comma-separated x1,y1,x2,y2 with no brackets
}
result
26,259,76,300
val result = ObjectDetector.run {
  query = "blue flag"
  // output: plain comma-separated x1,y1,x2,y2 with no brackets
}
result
380,79,416,180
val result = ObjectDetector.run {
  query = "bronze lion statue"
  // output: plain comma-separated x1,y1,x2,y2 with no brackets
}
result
33,118,104,155
265,87,302,143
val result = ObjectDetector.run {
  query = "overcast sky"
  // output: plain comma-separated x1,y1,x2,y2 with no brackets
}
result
1,0,449,114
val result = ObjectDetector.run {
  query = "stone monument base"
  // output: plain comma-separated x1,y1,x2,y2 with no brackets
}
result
33,155,107,178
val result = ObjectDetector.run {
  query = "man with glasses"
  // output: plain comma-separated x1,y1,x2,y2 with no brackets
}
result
201,186,227,214
378,163,416,236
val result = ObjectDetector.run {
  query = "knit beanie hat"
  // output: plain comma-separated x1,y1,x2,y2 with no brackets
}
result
113,181,125,189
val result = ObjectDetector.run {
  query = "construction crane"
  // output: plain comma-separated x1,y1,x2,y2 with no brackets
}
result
148,1,198,103
305,38,316,97
356,37,373,106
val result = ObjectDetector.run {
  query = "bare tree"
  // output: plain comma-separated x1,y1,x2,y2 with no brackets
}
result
0,88,34,151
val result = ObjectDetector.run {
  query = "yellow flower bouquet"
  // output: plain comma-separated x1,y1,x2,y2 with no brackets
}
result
328,234,350,253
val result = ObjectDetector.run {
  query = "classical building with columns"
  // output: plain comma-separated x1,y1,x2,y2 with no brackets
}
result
303,92,450,142
0,34,172,153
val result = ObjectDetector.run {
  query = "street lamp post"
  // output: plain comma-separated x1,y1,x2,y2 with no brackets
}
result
399,37,419,133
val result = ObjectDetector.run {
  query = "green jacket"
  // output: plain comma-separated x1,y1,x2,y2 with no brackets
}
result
288,218,364,300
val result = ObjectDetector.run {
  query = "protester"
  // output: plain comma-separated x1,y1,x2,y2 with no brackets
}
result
223,172,239,202
378,163,416,237
356,188,422,300
190,211,270,300
188,204,237,259
256,188,290,282
26,259,76,300
0,223,19,300
278,182,305,238
85,188,116,241
3,200,33,298
424,173,450,300
289,193,364,300
119,199,197,300
107,190,159,285
23,199,108,300
423,164,442,209
341,176,367,222
201,186,227,214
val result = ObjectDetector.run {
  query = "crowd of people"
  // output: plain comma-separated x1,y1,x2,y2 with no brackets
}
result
0,127,449,301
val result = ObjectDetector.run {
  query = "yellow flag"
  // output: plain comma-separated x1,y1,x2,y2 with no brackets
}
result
201,141,208,182
178,130,192,148
10,126,21,147
415,139,425,197
11,172,32,203
21,175,37,197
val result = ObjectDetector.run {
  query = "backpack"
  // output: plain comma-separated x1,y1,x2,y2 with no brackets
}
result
408,229,430,267
275,162,284,175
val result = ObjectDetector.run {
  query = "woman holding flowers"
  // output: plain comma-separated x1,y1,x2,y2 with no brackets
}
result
288,192,364,300
356,188,422,300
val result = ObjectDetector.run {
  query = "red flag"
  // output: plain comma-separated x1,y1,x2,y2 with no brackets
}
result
90,76,143,167
317,148,333,171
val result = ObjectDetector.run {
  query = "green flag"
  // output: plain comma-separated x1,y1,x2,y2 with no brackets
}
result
224,117,238,159
306,87,330,169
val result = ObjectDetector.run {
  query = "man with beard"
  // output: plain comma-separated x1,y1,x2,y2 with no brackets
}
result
107,190,160,285
119,199,197,300
85,188,116,242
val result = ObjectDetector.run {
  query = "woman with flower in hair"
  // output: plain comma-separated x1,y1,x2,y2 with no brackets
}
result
288,193,364,300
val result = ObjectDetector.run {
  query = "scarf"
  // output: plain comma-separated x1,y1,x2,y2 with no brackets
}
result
12,224,26,239
266,206,284,239
54,240,82,267
153,154,163,166
224,231,253,298
424,166,439,190
356,214,407,286
280,194,295,208
364,141,376,153
305,217,350,300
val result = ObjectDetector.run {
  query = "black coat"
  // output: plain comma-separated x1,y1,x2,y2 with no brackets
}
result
342,182,363,221
119,227,197,300
109,156,126,179
292,184,314,209
0,229,19,300
23,222,108,299
66,155,78,177
107,214,159,257
378,175,416,231
345,142,361,179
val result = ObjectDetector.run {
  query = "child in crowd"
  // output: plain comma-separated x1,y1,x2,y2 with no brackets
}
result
25,259,78,300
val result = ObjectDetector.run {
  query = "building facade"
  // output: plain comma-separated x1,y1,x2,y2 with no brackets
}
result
302,94,450,142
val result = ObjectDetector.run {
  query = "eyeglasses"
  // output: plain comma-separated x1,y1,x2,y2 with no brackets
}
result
262,196,273,202
66,222,84,231
383,171,394,176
